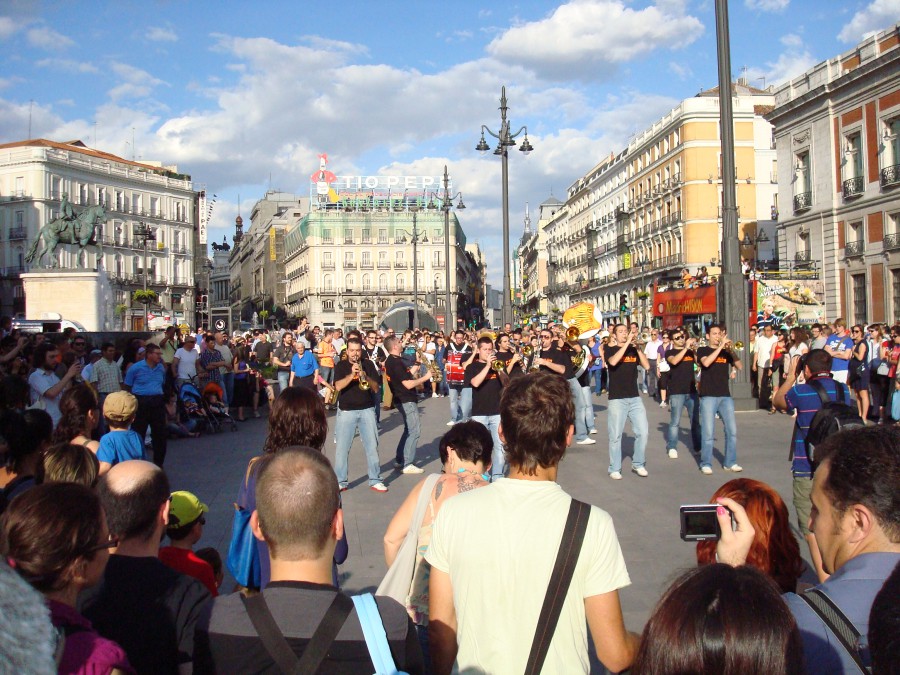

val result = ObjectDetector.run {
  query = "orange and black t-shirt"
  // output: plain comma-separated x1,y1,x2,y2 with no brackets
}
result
696,347,735,397
665,348,697,395
604,344,640,400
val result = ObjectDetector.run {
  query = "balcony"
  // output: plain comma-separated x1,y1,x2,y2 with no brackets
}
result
343,262,357,269
377,261,391,269
842,176,864,200
321,262,335,270
882,164,900,189
793,191,812,212
794,251,812,263
394,261,407,269
360,261,373,269
884,233,900,251
844,240,865,258
8,227,26,240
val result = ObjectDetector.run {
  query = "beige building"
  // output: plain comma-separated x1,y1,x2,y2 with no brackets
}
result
541,82,778,326
767,23,900,323
0,139,198,328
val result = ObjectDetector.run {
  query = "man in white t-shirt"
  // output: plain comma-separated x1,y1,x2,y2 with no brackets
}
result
28,342,81,426
426,372,637,674
642,329,663,399
172,336,200,387
752,323,778,410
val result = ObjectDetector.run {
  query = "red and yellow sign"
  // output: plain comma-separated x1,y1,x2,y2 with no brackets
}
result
653,285,717,318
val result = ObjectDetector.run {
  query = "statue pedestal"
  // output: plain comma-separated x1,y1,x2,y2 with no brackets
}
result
22,269,114,331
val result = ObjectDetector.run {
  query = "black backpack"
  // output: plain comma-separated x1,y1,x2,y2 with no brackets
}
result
805,379,865,464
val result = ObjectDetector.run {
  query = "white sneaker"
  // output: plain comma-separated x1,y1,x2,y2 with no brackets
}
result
446,420,455,426
609,471,623,480
724,464,743,472
370,482,389,492
589,428,597,434
660,400,667,408
402,464,424,474
700,466,713,475
576,437,596,445
432,393,439,398
667,449,678,459
632,466,649,477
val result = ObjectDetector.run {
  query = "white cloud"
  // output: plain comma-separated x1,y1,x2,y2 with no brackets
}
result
26,25,74,50
36,58,98,74
668,61,693,80
744,0,790,12
146,26,177,42
780,33,804,48
838,0,900,43
485,0,704,81
0,16,20,40
745,35,818,87
108,62,167,101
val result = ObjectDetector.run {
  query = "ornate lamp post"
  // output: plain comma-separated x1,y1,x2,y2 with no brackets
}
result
427,165,465,333
396,209,428,330
135,222,156,330
476,86,533,327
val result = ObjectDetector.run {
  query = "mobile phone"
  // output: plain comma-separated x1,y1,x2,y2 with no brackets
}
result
680,504,723,541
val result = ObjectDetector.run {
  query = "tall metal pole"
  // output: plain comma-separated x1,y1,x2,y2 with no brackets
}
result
442,166,453,333
501,143,511,328
715,0,752,408
142,224,149,331
412,211,419,330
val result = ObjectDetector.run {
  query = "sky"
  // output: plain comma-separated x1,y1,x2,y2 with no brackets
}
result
1,0,898,286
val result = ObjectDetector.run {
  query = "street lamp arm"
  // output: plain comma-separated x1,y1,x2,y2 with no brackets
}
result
508,125,529,140
480,125,502,141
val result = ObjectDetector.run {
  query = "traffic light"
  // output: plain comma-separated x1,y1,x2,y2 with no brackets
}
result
619,293,628,314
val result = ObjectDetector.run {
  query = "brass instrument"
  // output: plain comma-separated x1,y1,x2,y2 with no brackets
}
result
416,347,443,383
640,331,650,343
491,359,506,372
323,382,338,406
522,345,533,358
732,341,745,350
529,347,542,372
565,326,581,343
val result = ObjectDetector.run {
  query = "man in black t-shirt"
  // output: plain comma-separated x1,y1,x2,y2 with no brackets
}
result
384,336,433,474
696,323,743,474
194,449,423,674
81,461,210,674
664,329,701,459
534,329,595,446
603,324,650,479
252,332,272,365
465,336,509,479
333,339,386,492
272,332,295,393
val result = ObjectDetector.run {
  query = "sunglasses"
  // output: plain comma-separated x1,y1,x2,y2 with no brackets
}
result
88,534,119,553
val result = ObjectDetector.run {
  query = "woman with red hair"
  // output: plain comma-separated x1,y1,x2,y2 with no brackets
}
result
696,478,803,593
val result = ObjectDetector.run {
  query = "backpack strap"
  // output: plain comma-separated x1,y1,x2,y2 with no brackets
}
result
809,378,843,404
351,593,399,675
798,588,871,674
524,499,591,675
241,590,353,675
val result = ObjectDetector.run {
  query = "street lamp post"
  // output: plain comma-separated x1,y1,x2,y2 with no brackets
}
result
135,222,156,330
476,86,533,327
428,165,466,333
397,208,428,331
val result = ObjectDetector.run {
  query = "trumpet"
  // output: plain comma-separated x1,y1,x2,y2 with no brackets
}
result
565,326,581,344
491,359,506,372
522,345,533,358
732,341,745,350
640,331,649,343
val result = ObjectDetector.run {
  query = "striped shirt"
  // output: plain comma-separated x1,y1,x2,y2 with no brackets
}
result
784,375,851,478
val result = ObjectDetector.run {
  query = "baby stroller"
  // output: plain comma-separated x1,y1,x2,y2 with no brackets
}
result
201,381,239,432
177,380,215,435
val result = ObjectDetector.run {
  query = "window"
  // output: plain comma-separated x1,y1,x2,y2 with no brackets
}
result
362,228,371,243
378,228,388,244
849,220,863,243
434,274,442,290
150,196,159,216
345,273,353,290
395,251,404,264
433,251,442,266
843,131,864,199
97,187,107,207
362,274,371,291
882,118,900,187
323,299,334,311
344,252,354,266
361,251,371,267
378,274,387,291
793,151,811,211
116,191,124,212
14,211,24,228
893,270,900,323
131,193,141,214
397,274,405,291
322,228,333,244
852,274,867,326
51,176,60,199
324,275,333,291
344,229,353,244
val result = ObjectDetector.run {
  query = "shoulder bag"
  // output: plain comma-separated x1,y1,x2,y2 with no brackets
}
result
524,499,591,675
376,473,441,605
798,588,871,673
226,457,262,589
352,593,408,675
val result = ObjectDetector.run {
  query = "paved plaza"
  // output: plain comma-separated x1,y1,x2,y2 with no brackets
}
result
167,391,805,666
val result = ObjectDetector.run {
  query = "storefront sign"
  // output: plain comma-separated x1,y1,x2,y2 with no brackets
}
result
653,285,717,317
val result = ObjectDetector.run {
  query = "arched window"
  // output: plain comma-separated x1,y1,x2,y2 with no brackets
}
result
434,274,442,290
345,273,353,290
324,274,333,291
362,274,371,291
396,274,405,291
379,274,387,291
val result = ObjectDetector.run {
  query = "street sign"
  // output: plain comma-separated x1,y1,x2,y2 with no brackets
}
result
214,319,226,331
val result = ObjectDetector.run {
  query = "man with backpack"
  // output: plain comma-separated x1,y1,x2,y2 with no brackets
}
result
773,348,862,582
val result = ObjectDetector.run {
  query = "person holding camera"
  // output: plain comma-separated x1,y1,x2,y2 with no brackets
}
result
773,348,851,583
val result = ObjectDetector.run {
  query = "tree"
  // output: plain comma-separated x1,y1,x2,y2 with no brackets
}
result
115,303,129,331
258,309,270,326
133,290,157,305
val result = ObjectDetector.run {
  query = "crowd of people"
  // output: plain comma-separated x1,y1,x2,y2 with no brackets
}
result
0,313,898,674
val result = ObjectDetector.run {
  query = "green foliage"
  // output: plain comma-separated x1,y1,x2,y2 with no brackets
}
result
133,290,157,305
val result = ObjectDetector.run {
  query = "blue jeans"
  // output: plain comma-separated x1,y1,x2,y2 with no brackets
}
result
319,366,334,385
607,397,648,474
277,370,290,394
471,414,504,479
448,386,471,423
580,385,595,431
222,372,234,407
396,401,421,467
592,369,603,395
667,392,701,453
334,407,381,487
699,396,738,469
568,378,589,441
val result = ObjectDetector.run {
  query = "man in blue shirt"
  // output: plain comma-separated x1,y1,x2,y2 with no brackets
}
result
825,318,854,384
718,425,900,673
124,344,168,467
289,340,318,390
774,348,851,582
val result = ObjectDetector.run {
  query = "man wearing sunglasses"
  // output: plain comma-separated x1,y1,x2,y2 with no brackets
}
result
664,330,701,459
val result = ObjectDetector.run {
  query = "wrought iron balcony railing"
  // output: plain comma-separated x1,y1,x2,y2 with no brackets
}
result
842,176,864,200
794,251,811,262
844,240,865,258
881,164,900,189
884,233,900,251
793,191,812,212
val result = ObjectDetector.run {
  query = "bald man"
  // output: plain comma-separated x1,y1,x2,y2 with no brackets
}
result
80,461,211,674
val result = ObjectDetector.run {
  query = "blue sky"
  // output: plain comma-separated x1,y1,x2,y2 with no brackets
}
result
1,0,897,285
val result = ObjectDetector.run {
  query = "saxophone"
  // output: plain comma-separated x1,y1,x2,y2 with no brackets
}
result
416,347,443,383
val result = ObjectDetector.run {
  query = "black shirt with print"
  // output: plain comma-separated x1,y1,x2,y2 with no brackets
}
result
604,344,640,400
696,346,735,397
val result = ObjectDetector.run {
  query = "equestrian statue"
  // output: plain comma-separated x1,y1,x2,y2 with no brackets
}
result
25,193,107,268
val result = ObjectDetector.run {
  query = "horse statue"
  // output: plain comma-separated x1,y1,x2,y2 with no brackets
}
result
25,204,107,268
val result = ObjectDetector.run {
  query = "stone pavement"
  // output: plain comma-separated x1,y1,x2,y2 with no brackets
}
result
166,392,803,663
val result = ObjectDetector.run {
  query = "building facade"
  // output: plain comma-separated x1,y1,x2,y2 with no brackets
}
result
0,139,197,328
539,83,778,327
767,23,900,324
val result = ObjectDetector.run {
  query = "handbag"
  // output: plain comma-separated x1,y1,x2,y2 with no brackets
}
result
376,474,440,605
524,499,590,675
877,361,890,376
226,458,262,588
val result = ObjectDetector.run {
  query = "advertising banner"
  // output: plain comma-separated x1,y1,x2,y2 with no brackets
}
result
755,278,826,326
